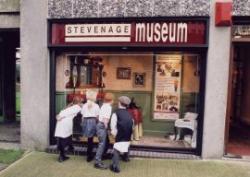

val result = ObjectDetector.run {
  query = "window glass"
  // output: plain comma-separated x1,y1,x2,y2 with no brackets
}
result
55,52,201,149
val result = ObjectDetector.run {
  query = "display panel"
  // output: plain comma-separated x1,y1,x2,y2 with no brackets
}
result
154,55,182,120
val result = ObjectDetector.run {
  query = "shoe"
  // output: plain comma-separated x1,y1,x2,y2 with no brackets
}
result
58,156,64,163
121,154,130,162
94,162,108,170
64,156,70,161
109,165,120,173
122,157,130,162
86,156,94,162
58,155,70,163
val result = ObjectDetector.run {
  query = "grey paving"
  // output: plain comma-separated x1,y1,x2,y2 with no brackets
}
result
0,142,20,150
1,152,250,177
0,164,7,171
0,124,20,143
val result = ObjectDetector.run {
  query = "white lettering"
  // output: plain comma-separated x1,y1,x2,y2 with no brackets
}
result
135,22,188,43
177,23,188,42
161,23,168,42
146,23,154,42
136,23,146,42
169,23,176,43
154,23,161,42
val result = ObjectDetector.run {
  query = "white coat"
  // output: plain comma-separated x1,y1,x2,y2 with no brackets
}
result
54,105,81,138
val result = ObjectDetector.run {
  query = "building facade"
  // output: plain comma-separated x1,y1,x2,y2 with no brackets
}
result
0,0,242,158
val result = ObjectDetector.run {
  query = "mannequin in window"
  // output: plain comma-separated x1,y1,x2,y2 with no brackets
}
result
128,98,143,141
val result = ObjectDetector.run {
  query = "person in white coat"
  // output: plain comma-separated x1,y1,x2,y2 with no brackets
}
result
109,96,133,173
54,96,82,162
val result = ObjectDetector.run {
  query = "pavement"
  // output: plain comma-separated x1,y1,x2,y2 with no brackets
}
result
0,152,250,177
0,164,6,172
0,147,23,173
0,124,20,143
0,142,20,150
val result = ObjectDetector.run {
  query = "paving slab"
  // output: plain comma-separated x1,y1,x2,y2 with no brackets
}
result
0,164,7,172
0,142,20,150
0,152,250,177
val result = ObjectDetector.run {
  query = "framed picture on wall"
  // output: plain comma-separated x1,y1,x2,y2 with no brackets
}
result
133,72,146,87
116,67,131,79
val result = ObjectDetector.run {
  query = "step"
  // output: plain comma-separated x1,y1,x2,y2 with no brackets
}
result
47,145,200,160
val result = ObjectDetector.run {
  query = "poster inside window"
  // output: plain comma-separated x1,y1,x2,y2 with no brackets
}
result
154,55,182,120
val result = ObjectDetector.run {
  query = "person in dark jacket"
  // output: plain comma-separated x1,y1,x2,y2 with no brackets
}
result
109,96,133,173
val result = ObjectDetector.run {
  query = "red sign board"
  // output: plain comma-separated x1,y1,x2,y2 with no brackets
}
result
215,2,232,27
50,20,207,47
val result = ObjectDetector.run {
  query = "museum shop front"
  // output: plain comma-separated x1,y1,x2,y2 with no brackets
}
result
48,17,208,155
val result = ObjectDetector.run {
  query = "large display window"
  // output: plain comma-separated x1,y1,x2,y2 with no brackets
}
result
49,18,208,153
54,52,202,149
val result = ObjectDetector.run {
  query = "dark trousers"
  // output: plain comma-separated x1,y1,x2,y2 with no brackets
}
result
57,136,72,157
111,149,120,169
104,136,110,155
87,137,94,158
121,151,129,161
111,149,130,170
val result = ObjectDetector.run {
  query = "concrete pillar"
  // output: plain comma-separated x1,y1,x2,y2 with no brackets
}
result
20,0,49,150
202,0,231,158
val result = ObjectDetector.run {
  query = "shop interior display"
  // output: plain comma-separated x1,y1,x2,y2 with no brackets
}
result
174,112,198,148
65,55,104,89
56,53,200,149
128,98,143,141
65,55,104,104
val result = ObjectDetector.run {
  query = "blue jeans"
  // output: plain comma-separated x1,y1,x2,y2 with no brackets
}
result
95,122,108,164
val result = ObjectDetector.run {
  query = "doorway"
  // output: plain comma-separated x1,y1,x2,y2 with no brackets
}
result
226,44,250,157
0,30,20,143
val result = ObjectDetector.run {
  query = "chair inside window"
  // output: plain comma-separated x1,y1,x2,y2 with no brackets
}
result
174,112,198,148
